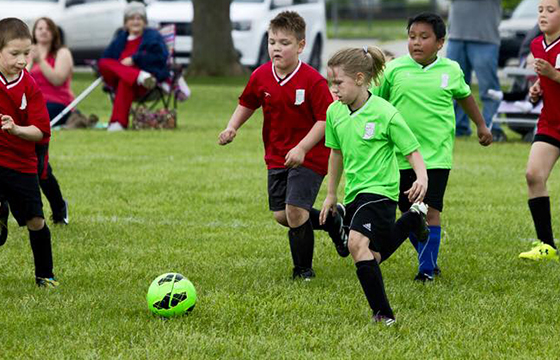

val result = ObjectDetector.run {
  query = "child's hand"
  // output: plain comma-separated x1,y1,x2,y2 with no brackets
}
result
120,57,134,66
1,114,17,135
534,58,558,79
218,127,237,145
529,80,542,103
476,125,493,146
405,177,427,204
319,194,338,226
284,145,305,168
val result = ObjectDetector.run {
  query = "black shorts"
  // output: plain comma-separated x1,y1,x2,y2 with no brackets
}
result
533,134,560,149
0,166,44,226
344,193,397,253
267,166,324,211
399,168,450,213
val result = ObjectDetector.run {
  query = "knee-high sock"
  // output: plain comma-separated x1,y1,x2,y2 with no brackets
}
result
29,225,54,278
380,211,420,262
409,232,419,253
309,207,334,231
418,225,441,276
39,164,65,214
356,260,394,319
528,197,556,248
288,219,315,269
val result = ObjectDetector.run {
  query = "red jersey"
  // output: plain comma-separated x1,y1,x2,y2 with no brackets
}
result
0,70,51,174
239,61,333,176
531,35,560,140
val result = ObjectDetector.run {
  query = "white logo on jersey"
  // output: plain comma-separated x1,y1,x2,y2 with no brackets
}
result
363,122,375,139
363,223,371,231
441,73,449,89
556,54,560,69
20,94,27,110
264,92,271,98
295,89,305,105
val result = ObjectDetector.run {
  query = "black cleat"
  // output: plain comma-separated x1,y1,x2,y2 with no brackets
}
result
0,200,9,246
52,199,69,225
433,266,441,276
292,267,316,281
414,272,434,282
329,203,350,257
36,277,59,288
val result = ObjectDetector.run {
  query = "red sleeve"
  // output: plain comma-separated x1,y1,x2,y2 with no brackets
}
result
309,77,333,122
238,70,262,110
27,83,51,143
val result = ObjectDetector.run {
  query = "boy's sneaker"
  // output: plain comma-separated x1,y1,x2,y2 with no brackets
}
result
373,314,396,327
292,267,316,281
519,242,559,262
36,277,59,288
409,202,429,242
414,272,434,282
329,203,349,257
433,266,441,276
52,199,69,225
0,200,9,246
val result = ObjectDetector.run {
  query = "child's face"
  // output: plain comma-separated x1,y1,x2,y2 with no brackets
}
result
327,66,364,107
538,0,560,36
268,29,305,72
34,19,53,45
407,22,444,66
0,38,32,77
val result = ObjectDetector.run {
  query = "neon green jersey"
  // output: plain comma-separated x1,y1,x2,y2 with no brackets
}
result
325,95,420,204
373,55,471,169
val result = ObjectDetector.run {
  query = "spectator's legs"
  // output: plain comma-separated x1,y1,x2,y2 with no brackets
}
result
466,42,503,134
447,39,472,137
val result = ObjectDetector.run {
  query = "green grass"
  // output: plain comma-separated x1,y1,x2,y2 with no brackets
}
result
1,73,559,359
328,19,409,41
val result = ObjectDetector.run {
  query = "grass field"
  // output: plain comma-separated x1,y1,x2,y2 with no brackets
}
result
1,73,559,359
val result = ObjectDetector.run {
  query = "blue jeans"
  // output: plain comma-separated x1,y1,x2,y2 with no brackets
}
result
447,40,502,136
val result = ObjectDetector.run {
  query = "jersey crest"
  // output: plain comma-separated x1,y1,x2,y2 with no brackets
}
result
295,89,305,105
20,94,27,110
440,74,449,89
363,122,375,139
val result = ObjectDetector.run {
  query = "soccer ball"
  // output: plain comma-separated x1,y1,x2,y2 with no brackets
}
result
146,273,197,318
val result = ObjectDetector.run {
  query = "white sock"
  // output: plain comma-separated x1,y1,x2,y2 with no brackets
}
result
136,70,151,86
487,89,503,101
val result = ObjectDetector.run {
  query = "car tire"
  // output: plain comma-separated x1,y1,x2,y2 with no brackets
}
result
308,35,322,71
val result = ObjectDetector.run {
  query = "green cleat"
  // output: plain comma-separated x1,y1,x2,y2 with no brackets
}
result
36,277,60,288
519,242,559,262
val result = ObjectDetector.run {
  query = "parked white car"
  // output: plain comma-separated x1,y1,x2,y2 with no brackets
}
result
147,0,327,69
0,0,127,63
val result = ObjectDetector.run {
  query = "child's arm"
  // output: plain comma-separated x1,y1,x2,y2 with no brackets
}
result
284,121,325,168
218,105,255,145
456,95,493,146
1,115,43,142
319,149,344,225
529,79,542,103
404,150,428,204
534,58,560,83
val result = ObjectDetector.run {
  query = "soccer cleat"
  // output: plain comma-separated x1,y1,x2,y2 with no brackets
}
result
409,202,429,242
52,199,69,225
329,203,349,258
433,266,441,276
0,200,9,246
519,242,559,262
36,277,59,288
292,267,316,281
373,314,396,327
414,272,434,282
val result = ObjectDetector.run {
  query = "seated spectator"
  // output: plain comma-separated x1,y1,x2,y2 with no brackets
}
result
29,17,74,127
98,1,169,131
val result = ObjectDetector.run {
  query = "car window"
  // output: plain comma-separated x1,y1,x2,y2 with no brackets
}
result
294,0,319,4
511,0,539,19
233,0,265,2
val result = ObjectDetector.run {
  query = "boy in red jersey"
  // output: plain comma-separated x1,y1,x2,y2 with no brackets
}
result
519,0,560,261
0,18,58,287
218,11,346,280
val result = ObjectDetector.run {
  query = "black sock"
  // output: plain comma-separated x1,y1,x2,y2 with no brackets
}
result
39,165,65,214
288,219,315,269
528,197,556,248
356,260,394,319
309,208,329,231
380,211,420,262
29,225,54,278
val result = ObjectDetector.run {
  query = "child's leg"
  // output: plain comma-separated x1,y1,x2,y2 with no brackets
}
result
27,217,55,280
525,140,560,248
309,205,348,257
36,145,66,220
417,210,441,277
286,205,314,277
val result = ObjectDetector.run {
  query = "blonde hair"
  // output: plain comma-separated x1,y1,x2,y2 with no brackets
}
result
327,46,385,86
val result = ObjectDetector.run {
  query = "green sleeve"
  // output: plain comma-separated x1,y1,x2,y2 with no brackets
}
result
388,111,419,156
451,65,472,100
371,73,391,100
325,108,340,150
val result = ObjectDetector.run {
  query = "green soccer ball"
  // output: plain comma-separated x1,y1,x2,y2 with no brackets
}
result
146,273,197,318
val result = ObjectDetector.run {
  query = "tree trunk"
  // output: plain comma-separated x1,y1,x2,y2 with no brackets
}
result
189,0,247,76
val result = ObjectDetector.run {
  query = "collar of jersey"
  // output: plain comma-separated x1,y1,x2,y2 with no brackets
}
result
542,35,560,53
0,70,24,89
272,60,302,86
348,91,373,118
408,54,440,71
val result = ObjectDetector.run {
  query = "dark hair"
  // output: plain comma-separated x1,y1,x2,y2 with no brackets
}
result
407,12,446,40
32,17,63,56
0,18,32,50
327,46,386,87
269,11,306,41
